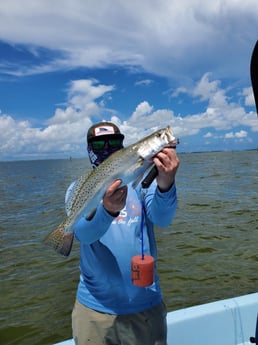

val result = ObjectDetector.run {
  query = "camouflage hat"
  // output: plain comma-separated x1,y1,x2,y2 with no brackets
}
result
87,122,124,142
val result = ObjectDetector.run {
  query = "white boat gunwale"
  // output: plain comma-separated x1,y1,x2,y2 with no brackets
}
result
53,292,258,345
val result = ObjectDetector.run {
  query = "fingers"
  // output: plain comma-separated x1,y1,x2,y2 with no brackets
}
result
153,148,180,192
103,180,128,215
153,148,179,172
105,179,123,197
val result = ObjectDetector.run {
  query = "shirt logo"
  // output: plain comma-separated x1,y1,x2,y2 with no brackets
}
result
112,196,142,226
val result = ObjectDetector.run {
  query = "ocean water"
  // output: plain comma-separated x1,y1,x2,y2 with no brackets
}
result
0,151,257,345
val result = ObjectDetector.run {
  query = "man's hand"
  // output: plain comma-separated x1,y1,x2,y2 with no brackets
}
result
103,180,128,216
153,148,180,192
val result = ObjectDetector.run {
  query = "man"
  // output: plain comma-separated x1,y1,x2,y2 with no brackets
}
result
69,121,179,345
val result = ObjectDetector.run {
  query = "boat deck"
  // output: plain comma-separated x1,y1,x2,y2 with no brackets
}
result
54,292,258,345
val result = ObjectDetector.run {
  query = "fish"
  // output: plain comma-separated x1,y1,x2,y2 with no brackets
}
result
44,126,178,256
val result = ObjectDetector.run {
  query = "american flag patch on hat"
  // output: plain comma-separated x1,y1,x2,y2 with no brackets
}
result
94,125,115,136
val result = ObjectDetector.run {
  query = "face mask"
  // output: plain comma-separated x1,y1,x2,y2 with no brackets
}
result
87,144,121,168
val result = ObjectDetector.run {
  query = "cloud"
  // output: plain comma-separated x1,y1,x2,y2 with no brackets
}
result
225,130,248,139
0,73,257,160
135,79,154,87
0,79,116,160
172,73,258,135
241,87,256,107
0,0,257,81
47,79,114,126
204,132,213,138
171,87,188,98
192,73,223,103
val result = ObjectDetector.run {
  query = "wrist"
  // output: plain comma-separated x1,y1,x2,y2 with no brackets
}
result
107,210,120,217
158,181,174,193
104,206,120,217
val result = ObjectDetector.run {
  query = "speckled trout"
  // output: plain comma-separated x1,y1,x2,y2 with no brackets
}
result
44,126,178,256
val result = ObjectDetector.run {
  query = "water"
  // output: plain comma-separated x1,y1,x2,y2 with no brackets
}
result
0,151,257,345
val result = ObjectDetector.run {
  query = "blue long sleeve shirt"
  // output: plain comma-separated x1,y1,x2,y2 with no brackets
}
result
67,181,177,315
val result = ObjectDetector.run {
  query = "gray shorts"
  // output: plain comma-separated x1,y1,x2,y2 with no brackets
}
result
72,299,167,345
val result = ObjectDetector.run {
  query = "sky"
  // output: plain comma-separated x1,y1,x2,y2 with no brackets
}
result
0,0,258,161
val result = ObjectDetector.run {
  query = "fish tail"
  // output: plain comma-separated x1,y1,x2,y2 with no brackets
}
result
43,222,74,257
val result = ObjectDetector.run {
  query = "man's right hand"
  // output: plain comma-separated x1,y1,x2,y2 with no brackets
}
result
103,180,128,216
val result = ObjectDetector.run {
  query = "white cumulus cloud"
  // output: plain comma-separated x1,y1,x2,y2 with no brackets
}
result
0,74,257,160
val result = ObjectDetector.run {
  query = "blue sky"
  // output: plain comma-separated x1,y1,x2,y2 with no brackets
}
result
0,0,258,161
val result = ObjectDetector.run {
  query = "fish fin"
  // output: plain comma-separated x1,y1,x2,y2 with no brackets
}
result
43,222,74,257
65,172,91,216
65,179,82,216
65,181,77,216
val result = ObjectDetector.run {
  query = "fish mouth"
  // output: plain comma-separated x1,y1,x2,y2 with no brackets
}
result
168,137,180,148
162,126,179,147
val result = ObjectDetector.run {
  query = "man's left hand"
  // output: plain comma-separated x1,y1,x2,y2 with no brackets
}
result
153,148,180,192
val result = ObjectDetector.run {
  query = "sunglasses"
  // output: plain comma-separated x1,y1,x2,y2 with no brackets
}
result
90,138,123,150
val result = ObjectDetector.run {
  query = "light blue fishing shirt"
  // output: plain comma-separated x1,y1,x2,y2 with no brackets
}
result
66,181,177,315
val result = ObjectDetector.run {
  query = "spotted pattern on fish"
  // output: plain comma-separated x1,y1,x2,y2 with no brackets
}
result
44,126,178,256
